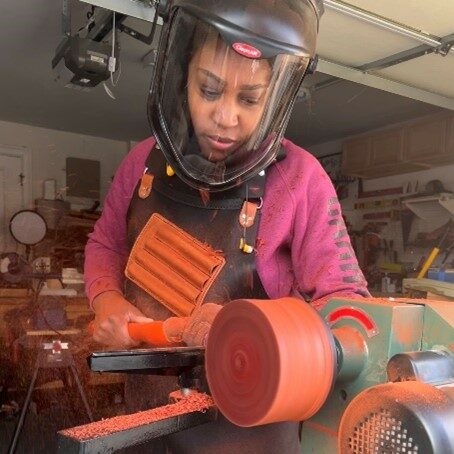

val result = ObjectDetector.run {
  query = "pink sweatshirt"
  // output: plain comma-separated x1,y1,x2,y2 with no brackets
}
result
84,137,369,308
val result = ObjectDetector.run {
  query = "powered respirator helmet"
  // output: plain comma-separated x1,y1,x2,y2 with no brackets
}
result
148,0,324,192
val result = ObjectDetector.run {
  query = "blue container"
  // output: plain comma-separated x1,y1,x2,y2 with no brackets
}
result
427,268,454,283
445,270,454,283
427,268,445,281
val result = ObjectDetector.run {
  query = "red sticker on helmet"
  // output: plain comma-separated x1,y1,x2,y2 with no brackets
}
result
232,43,262,59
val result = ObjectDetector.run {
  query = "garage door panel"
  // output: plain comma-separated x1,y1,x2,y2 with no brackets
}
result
347,0,454,37
318,11,419,67
376,53,454,99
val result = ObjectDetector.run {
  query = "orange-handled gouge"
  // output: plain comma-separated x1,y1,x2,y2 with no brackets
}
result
88,320,183,347
418,223,453,279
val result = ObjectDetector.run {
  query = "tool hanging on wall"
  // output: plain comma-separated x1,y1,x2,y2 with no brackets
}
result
362,210,400,221
417,222,453,279
400,209,415,250
354,199,400,210
438,239,454,270
357,179,403,199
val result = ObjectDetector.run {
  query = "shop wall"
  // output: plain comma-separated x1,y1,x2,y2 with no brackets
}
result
0,119,129,210
306,115,454,274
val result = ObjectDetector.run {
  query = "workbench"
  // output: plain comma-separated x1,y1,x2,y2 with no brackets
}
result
0,294,91,335
403,278,454,301
0,294,125,388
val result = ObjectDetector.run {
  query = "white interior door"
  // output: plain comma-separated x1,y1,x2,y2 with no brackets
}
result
0,153,26,253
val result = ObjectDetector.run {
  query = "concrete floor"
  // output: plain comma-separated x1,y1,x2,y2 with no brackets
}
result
0,384,124,454
1,404,82,454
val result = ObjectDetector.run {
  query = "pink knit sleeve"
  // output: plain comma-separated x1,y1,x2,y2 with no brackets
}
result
84,138,154,304
290,155,370,309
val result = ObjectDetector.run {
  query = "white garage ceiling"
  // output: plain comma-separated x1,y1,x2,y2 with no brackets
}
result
86,0,454,106
0,0,451,146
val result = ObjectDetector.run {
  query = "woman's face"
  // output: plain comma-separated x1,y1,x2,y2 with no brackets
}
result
187,38,272,162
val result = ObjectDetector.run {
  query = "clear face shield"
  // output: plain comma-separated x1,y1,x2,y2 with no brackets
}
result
149,9,311,191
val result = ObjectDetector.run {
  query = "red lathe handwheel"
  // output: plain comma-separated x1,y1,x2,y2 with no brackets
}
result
206,297,336,427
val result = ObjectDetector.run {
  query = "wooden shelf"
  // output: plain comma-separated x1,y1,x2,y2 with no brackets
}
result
342,113,454,179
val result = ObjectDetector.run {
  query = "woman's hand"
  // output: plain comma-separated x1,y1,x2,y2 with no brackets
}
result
181,303,223,347
92,291,153,348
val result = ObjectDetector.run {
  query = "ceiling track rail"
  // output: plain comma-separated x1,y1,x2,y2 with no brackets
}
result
359,33,454,72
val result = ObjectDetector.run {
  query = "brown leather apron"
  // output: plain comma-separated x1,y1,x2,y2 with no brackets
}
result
123,145,299,453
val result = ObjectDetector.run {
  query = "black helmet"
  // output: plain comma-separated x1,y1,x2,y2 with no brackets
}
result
148,0,324,191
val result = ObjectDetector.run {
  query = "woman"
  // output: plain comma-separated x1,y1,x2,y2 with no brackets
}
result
86,0,369,451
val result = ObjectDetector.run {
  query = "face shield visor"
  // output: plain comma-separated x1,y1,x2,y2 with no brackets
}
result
148,9,312,191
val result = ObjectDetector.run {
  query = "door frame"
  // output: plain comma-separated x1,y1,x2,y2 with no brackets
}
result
0,144,32,209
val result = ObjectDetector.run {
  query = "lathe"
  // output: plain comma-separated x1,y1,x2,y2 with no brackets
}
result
58,296,454,453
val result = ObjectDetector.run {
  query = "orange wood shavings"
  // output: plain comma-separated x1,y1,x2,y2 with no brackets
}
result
61,392,214,441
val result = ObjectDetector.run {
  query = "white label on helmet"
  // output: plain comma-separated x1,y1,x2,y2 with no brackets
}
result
90,55,105,64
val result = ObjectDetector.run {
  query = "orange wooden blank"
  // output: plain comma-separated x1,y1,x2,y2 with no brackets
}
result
205,297,336,427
